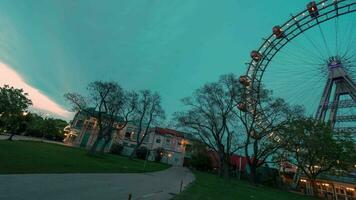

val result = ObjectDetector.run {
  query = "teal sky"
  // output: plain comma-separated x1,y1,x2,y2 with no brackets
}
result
0,0,322,119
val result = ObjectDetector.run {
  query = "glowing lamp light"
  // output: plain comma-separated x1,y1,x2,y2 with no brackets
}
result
300,179,307,183
346,188,355,191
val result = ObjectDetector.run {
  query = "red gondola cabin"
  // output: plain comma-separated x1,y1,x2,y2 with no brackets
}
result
237,102,247,112
239,76,250,87
273,26,284,39
307,1,319,18
250,50,262,62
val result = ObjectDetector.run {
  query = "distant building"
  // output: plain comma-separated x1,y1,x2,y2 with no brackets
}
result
63,111,193,166
298,174,356,199
279,162,356,199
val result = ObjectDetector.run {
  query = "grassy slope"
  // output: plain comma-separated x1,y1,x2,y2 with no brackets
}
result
0,140,170,174
173,171,315,200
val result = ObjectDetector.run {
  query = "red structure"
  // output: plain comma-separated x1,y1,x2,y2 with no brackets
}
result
208,151,255,172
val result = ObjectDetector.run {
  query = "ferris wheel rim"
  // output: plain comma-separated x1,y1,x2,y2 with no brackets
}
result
242,0,356,112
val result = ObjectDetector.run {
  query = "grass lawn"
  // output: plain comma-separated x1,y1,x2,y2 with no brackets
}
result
173,171,315,200
0,140,170,174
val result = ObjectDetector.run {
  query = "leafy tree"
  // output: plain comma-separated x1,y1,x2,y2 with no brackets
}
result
0,85,32,140
129,90,165,159
20,113,68,141
176,74,243,178
277,118,356,196
25,113,45,137
41,118,68,141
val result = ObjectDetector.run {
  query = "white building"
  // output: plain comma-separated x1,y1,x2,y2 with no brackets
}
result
64,111,192,166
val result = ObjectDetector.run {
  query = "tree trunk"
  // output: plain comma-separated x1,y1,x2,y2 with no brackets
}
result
129,144,139,160
221,159,230,179
249,165,258,184
310,179,319,198
99,137,111,154
218,154,230,179
7,133,15,141
88,136,103,155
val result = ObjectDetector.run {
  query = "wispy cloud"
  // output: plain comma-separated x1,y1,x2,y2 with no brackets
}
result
0,62,72,119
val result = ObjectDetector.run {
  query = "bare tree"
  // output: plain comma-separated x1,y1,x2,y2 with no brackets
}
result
64,81,135,155
175,74,243,179
236,87,303,183
98,90,138,153
129,90,165,159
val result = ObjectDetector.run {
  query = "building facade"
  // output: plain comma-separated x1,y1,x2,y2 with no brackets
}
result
299,176,356,200
64,111,192,166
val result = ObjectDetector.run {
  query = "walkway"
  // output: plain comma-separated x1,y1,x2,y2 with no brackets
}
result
0,134,71,146
0,167,194,200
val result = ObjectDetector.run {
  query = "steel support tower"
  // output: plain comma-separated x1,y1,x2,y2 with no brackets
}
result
316,56,356,133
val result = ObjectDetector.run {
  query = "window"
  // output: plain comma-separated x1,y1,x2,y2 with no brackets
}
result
86,122,94,129
156,138,161,143
125,132,132,139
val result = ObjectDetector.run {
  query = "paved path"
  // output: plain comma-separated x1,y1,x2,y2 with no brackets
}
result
0,134,71,146
0,167,195,200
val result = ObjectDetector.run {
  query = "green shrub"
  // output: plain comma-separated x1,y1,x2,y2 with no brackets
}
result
136,146,149,160
110,143,124,155
191,152,212,171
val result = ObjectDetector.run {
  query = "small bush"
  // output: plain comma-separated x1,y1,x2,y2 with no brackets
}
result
110,143,124,155
191,152,212,171
136,146,149,160
257,166,282,187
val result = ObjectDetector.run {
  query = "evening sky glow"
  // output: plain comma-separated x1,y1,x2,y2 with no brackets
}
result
0,62,72,119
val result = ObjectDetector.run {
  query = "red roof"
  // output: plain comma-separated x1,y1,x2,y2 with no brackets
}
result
230,155,251,171
208,151,257,171
155,127,184,138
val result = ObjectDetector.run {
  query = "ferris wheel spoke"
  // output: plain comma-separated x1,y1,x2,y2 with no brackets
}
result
284,38,326,63
339,14,356,57
317,24,332,57
300,30,328,61
277,45,324,65
271,56,323,67
266,75,324,108
335,15,340,56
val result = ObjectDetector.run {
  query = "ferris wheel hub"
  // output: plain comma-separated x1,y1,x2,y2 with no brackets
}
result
327,56,342,69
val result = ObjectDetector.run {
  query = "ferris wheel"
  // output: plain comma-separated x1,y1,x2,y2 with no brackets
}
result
239,0,356,134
